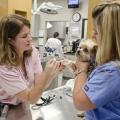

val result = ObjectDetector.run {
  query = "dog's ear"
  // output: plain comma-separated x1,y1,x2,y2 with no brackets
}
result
92,45,98,54
90,45,98,61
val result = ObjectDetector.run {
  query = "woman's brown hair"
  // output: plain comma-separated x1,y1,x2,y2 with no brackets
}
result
53,32,59,38
0,14,32,66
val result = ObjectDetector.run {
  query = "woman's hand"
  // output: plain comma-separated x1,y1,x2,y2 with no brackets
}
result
58,62,65,72
44,58,60,80
75,58,90,72
60,59,76,72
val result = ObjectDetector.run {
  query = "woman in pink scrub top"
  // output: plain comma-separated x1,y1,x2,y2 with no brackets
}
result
0,14,61,120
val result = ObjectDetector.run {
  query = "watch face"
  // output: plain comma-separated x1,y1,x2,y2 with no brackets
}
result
72,12,81,22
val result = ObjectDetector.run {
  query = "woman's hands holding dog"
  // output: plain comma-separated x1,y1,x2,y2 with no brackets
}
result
44,58,62,80
75,58,90,73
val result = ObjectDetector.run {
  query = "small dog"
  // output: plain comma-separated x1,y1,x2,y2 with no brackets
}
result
76,39,97,62
61,39,97,74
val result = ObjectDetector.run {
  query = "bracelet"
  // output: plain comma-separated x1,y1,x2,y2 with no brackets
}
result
74,69,87,76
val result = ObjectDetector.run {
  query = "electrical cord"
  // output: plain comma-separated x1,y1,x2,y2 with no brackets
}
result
36,96,55,106
31,96,55,110
31,87,71,110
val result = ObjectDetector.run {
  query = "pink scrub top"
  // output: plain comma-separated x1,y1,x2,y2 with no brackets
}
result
0,46,43,105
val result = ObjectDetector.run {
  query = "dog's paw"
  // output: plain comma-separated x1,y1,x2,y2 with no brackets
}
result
60,59,76,71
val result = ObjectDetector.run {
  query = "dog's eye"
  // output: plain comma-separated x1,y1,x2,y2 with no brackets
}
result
80,46,83,49
83,48,88,53
77,46,81,50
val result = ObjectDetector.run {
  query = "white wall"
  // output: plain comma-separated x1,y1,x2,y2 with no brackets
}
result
37,0,88,28
47,21,66,38
31,0,88,46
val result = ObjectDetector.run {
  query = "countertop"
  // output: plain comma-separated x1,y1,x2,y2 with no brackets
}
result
30,86,79,120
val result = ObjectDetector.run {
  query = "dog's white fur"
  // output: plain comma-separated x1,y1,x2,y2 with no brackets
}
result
61,39,97,72
76,39,97,62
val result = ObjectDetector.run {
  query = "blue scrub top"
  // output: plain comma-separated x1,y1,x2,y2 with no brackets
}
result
83,61,120,120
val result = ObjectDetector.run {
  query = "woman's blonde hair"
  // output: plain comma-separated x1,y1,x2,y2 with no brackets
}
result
0,14,32,66
92,0,120,65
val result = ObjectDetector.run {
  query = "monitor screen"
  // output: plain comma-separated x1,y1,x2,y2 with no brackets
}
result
68,0,79,8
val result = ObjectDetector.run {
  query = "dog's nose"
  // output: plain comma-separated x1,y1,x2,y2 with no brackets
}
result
76,49,80,53
76,49,82,54
77,47,83,51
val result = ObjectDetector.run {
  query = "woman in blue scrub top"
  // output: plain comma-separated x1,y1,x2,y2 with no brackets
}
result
73,0,120,120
